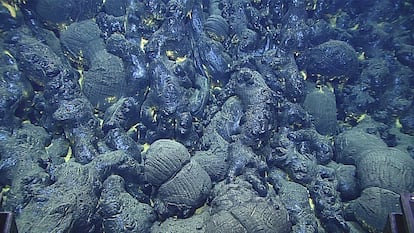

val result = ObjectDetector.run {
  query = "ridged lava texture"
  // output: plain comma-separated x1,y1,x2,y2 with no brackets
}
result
357,147,414,193
157,160,211,209
144,139,191,187
303,87,337,135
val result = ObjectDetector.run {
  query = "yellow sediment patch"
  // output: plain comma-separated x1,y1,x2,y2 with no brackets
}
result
64,146,72,162
1,1,17,18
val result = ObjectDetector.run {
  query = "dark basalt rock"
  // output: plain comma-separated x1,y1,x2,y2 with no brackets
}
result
155,160,211,219
204,14,229,42
53,98,94,122
144,139,190,187
400,104,414,135
298,40,359,80
8,32,65,87
396,44,414,68
192,151,229,183
1,1,414,232
3,143,143,232
335,164,359,201
335,129,387,164
270,170,318,232
228,68,278,147
82,50,126,110
303,87,338,135
0,54,32,128
205,178,291,233
287,129,334,165
346,187,401,233
96,12,126,38
214,96,243,143
105,128,142,162
144,139,211,219
35,0,102,24
102,97,141,133
0,2,22,30
98,175,155,233
197,37,231,84
357,147,414,193
103,0,128,17
0,123,51,214
60,19,105,66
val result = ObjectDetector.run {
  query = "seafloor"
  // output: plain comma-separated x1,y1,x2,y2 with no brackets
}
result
0,0,413,232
